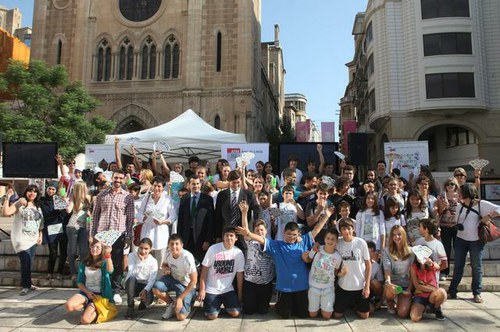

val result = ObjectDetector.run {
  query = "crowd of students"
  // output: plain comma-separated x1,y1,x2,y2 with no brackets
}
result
2,143,499,324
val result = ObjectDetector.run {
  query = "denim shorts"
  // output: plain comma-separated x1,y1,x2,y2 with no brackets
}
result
413,295,430,307
153,275,196,315
77,291,101,307
308,286,334,312
203,290,241,316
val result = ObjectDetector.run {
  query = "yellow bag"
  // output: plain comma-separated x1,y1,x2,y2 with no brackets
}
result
92,295,118,323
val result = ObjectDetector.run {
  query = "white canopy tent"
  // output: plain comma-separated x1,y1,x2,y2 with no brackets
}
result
105,109,247,162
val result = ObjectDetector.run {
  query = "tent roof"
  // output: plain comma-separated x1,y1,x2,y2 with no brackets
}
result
105,109,246,162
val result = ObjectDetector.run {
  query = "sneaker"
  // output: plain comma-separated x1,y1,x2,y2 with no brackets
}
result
138,301,147,311
162,303,175,320
435,308,445,321
113,293,123,304
474,294,484,303
125,307,135,320
19,288,30,296
447,292,457,300
30,285,37,291
439,274,447,281
387,301,396,314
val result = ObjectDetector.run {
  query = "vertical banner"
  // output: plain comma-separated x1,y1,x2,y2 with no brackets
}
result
342,120,357,155
384,141,429,180
295,121,311,142
321,122,335,142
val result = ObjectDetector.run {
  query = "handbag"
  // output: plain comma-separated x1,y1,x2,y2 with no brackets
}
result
478,221,500,244
92,295,118,323
133,192,151,247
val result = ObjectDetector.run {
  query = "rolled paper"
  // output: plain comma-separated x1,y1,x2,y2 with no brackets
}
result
271,177,277,188
59,187,66,197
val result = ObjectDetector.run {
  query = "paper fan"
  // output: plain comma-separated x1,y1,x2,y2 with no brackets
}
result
385,152,402,160
268,207,283,219
126,137,140,145
413,164,421,175
334,151,345,160
241,152,255,161
158,140,170,152
53,195,68,210
321,176,335,189
95,230,122,246
469,159,489,170
170,171,184,183
411,245,433,264
149,209,166,221
236,156,246,168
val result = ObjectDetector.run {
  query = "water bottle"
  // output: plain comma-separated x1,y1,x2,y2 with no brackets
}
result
394,285,403,294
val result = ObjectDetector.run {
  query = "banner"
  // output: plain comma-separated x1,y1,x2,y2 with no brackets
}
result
342,120,357,155
384,141,429,181
295,121,311,142
85,144,115,169
221,143,269,170
321,122,335,142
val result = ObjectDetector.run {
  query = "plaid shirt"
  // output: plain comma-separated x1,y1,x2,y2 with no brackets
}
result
91,188,134,239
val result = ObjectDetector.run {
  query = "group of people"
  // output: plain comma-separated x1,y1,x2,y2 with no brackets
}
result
2,145,499,324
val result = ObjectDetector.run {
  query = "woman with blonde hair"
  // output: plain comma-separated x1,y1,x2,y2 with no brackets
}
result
382,225,414,317
139,169,154,195
66,181,91,281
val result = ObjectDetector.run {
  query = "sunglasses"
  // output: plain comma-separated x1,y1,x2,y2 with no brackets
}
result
67,161,76,165
454,174,465,177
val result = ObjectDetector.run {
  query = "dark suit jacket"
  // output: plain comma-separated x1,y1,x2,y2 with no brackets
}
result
177,192,215,248
215,188,262,240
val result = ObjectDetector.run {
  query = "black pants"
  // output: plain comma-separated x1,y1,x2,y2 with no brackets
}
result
275,290,308,319
111,234,125,291
243,280,273,314
47,234,68,274
440,226,457,276
18,245,36,289
125,277,154,308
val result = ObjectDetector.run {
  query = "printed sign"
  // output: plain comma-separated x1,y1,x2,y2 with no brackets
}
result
384,141,429,180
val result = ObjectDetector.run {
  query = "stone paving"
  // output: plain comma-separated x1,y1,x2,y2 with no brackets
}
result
0,287,499,332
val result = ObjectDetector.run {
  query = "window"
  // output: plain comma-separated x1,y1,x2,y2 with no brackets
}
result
446,126,476,147
216,31,222,72
96,39,111,82
421,0,470,19
425,73,475,98
214,115,221,129
423,33,472,56
141,36,156,79
118,38,134,80
365,22,373,46
366,54,374,78
368,90,376,113
57,40,63,65
164,34,180,79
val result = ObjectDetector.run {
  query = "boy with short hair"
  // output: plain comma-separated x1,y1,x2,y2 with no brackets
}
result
335,201,352,232
334,218,372,319
238,206,333,318
415,219,448,283
198,226,245,320
275,185,305,240
367,240,384,313
152,234,198,321
302,228,344,319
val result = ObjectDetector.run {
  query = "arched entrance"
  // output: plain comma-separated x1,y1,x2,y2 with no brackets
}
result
418,124,479,172
110,104,160,134
115,117,147,134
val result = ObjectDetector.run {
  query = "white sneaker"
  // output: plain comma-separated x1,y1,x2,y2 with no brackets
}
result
161,303,175,320
113,293,123,304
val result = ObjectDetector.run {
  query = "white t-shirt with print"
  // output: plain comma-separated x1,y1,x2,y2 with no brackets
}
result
308,246,342,289
456,200,499,241
275,202,300,241
202,242,245,295
164,249,197,287
336,237,370,291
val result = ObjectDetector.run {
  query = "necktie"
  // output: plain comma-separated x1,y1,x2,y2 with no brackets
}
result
230,191,238,226
191,195,197,217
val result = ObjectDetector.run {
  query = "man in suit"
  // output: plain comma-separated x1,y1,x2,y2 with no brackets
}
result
215,170,262,251
177,175,215,263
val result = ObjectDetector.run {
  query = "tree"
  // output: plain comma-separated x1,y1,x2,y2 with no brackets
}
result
265,120,296,170
0,59,115,158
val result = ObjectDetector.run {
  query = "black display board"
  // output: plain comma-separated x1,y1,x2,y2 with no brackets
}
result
278,142,339,175
2,142,58,178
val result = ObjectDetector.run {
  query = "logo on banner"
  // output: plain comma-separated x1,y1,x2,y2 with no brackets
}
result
227,148,241,161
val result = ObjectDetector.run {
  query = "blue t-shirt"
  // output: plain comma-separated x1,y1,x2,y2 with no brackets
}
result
265,232,313,292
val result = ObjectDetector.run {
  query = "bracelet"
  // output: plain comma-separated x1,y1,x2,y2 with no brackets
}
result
104,253,111,259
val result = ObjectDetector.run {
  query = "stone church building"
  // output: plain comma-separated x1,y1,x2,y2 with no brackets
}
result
30,0,284,142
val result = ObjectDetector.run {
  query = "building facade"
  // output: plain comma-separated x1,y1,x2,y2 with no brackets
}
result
30,0,283,142
341,0,500,175
0,5,21,36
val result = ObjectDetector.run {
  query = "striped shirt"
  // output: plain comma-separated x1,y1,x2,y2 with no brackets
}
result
91,188,135,239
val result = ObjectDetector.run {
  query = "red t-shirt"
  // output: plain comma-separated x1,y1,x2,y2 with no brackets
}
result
412,263,437,299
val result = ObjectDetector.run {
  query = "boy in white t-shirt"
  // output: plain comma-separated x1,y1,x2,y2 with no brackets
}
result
334,218,372,319
415,218,448,283
198,226,245,320
302,228,344,319
275,185,305,240
152,234,198,321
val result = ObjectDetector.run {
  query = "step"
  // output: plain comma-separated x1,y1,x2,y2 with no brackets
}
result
440,277,500,292
0,271,76,288
448,260,500,278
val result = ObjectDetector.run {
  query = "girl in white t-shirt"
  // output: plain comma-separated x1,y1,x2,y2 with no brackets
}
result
356,192,384,250
404,190,431,245
382,196,406,249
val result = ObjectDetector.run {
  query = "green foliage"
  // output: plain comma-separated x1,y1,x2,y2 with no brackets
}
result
0,59,115,158
265,120,296,170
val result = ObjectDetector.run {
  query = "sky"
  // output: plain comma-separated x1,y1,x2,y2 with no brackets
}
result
4,0,368,140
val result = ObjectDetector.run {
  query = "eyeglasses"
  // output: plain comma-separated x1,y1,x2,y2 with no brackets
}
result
454,174,465,177
446,183,457,186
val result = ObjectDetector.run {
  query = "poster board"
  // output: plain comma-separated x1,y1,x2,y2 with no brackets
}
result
384,141,429,180
85,144,115,169
221,143,269,170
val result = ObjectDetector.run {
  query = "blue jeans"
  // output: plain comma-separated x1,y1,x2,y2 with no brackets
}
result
449,237,485,296
66,227,89,275
18,245,36,289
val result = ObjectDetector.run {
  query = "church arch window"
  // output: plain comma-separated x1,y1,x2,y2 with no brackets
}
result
56,40,63,65
216,31,222,72
163,34,180,79
119,38,134,80
96,38,111,81
141,36,157,79
214,115,221,129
